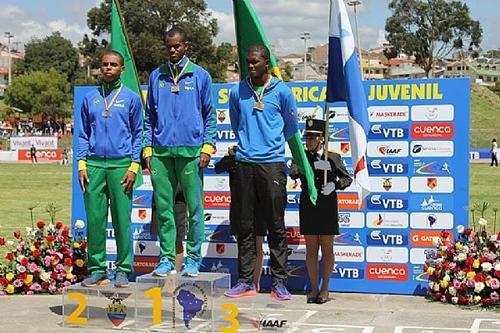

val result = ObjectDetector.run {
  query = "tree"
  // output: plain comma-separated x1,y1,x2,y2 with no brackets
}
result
384,0,482,77
4,69,72,118
81,0,229,82
17,32,79,82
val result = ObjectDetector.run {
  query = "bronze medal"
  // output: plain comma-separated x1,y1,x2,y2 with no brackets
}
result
254,101,264,111
171,84,180,93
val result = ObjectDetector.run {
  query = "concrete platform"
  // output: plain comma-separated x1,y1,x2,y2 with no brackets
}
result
1,291,499,332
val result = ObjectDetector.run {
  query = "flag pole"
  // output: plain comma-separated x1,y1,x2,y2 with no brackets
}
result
112,0,145,107
323,0,333,187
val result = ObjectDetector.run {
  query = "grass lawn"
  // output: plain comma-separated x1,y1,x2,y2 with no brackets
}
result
0,162,498,237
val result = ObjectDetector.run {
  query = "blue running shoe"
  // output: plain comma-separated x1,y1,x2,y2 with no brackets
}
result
114,271,129,288
181,257,199,277
153,257,176,277
271,282,292,301
82,272,109,287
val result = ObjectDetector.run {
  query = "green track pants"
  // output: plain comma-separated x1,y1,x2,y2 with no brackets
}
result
84,166,132,274
150,156,204,265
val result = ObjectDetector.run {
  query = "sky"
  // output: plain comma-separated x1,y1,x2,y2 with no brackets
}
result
0,0,499,56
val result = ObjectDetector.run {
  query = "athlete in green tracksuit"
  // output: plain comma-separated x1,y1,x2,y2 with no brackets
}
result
144,27,216,277
77,51,143,288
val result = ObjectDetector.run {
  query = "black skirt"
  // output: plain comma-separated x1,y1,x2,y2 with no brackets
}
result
299,192,339,235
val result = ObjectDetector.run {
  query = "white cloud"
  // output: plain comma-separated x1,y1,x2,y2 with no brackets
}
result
0,4,92,49
211,0,379,55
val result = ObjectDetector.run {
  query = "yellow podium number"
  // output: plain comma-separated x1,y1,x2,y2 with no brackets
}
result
66,292,88,325
145,287,162,325
219,303,239,333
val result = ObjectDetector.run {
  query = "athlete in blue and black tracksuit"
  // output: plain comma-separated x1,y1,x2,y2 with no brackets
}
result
143,27,216,277
77,51,143,288
224,45,298,300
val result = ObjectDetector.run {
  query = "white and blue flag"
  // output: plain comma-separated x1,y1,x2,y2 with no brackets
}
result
326,0,371,204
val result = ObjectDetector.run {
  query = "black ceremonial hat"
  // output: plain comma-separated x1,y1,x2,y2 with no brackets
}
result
304,118,326,138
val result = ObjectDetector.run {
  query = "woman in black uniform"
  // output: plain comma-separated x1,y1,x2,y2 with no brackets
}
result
291,119,352,304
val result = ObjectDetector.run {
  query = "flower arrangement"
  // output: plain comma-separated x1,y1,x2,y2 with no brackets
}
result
425,217,500,307
0,220,87,295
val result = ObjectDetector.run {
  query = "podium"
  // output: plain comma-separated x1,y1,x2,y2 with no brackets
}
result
62,283,136,330
135,272,231,332
62,272,231,332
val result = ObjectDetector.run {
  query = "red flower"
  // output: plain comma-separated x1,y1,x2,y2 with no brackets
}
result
36,220,45,229
18,272,27,280
33,241,41,249
441,230,450,240
482,298,493,306
46,235,55,243
41,281,50,290
80,241,87,250
64,258,72,266
448,248,455,256
458,296,468,305
0,278,8,287
51,271,58,280
0,237,5,246
61,227,70,237
464,228,472,235
55,221,63,229
465,257,474,267
442,262,450,270
474,273,486,282
13,230,21,239
495,270,500,279
20,257,29,266
479,257,488,263
6,252,14,261
32,249,41,258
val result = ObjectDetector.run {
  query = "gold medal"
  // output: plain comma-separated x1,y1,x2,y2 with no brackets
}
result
254,101,264,111
171,84,180,93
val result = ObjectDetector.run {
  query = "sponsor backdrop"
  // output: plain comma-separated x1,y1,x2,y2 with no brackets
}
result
72,78,469,295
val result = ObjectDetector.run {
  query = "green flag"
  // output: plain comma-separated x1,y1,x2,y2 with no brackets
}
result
232,0,282,79
232,0,317,204
111,0,143,187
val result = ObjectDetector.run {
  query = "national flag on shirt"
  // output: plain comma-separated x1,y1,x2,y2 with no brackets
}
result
111,0,144,187
326,0,370,205
232,0,282,79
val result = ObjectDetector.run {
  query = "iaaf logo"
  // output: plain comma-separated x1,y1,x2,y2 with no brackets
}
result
411,123,454,139
367,141,408,157
369,124,408,139
369,159,408,175
250,314,287,331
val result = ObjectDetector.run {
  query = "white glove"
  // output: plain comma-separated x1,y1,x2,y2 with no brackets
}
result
314,160,331,171
321,182,336,195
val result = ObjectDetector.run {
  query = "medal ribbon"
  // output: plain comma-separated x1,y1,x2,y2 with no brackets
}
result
101,83,123,112
168,58,191,87
247,76,272,107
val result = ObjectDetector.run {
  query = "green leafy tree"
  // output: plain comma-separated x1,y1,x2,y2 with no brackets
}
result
384,0,482,77
81,0,231,82
17,32,79,82
4,69,72,118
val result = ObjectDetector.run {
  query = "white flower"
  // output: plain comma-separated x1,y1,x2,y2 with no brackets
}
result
474,282,485,293
47,223,56,233
431,237,441,247
462,246,470,254
74,220,85,230
478,218,488,226
494,263,500,271
449,286,457,296
490,235,499,242
40,271,50,281
457,253,467,261
6,241,14,246
482,262,493,272
456,225,465,234
443,274,451,282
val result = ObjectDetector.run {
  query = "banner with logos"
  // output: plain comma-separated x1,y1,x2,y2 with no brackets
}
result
72,78,469,295
18,149,63,161
10,136,58,150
